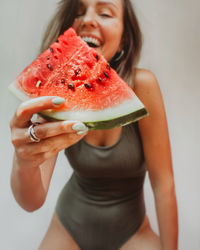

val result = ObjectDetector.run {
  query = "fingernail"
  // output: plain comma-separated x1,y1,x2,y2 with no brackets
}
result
52,97,65,105
62,120,79,126
72,122,87,131
77,128,88,135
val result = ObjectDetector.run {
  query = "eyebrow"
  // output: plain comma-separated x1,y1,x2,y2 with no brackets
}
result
96,1,119,11
78,1,119,12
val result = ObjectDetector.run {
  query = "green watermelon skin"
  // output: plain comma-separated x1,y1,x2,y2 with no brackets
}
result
41,110,147,130
9,28,148,130
39,99,148,130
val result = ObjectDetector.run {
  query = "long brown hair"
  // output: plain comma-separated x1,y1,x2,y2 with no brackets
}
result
40,0,142,87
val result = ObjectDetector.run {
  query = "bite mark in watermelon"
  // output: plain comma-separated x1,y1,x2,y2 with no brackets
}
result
8,28,148,130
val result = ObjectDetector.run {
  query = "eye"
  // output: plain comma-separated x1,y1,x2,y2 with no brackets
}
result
76,11,85,17
100,13,112,17
76,3,85,17
99,10,113,18
76,13,84,17
98,7,113,18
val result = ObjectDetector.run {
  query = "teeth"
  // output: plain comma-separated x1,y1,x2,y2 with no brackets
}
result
81,36,101,47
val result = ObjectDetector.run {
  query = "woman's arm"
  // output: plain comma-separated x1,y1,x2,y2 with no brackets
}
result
11,153,58,212
134,69,178,250
10,96,88,212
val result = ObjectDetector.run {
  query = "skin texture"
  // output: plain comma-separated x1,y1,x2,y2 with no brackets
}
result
10,0,178,249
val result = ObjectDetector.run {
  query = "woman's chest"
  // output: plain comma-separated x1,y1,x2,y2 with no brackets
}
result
84,127,122,147
65,123,145,178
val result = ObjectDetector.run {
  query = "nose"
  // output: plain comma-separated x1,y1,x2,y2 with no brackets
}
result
80,8,98,29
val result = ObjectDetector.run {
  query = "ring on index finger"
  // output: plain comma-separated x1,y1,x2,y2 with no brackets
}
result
28,123,41,142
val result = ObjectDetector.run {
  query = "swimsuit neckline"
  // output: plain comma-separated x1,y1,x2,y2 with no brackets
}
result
82,126,124,150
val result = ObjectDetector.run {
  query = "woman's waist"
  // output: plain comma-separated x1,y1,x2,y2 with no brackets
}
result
70,172,146,203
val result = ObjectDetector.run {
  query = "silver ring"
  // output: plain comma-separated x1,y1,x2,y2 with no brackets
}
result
28,123,41,142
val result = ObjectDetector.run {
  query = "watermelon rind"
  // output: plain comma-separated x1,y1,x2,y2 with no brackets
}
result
9,81,31,102
8,81,149,130
40,98,148,130
79,109,148,129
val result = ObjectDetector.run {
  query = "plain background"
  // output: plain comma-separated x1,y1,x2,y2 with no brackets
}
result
0,0,199,249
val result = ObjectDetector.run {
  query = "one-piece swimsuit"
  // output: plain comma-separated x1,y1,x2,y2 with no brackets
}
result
55,122,147,250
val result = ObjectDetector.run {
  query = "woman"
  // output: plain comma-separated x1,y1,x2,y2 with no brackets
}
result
10,0,178,249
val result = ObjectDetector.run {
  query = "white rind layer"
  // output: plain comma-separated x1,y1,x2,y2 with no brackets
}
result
8,82,30,102
8,81,147,122
42,97,145,122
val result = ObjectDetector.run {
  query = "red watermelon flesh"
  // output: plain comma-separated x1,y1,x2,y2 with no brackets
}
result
9,28,148,129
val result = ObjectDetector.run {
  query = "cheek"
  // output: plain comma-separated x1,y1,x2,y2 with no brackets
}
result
104,23,123,48
71,19,80,31
104,18,123,39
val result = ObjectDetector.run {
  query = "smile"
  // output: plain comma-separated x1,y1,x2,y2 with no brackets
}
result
81,36,102,48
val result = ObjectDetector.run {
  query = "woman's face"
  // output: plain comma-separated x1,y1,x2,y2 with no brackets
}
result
72,0,124,61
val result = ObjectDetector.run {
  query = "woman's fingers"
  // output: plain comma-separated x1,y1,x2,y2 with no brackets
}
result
11,121,88,147
33,120,88,140
10,97,90,166
15,131,87,160
10,96,66,128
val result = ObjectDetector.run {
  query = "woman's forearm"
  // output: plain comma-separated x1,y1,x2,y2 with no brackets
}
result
10,152,46,212
153,185,178,250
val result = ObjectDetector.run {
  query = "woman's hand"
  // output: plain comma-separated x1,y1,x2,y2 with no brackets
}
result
9,96,88,211
10,96,88,168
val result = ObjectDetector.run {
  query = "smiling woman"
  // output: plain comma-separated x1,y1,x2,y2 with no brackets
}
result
40,0,142,87
72,0,124,63
9,0,178,250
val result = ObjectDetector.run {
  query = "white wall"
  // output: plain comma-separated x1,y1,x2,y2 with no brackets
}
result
0,0,199,249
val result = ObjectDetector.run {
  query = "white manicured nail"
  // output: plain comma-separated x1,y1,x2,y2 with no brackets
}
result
62,120,79,125
77,128,88,135
72,122,87,131
52,97,65,105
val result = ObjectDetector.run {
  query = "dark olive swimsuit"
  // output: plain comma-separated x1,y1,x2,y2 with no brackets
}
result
55,122,147,250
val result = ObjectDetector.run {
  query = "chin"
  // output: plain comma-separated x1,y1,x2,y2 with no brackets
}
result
97,49,111,61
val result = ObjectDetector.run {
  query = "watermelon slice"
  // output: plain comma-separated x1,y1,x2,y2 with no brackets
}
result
9,28,148,130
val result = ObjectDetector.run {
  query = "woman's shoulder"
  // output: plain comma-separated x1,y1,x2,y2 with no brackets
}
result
132,68,162,107
133,68,158,91
132,67,166,127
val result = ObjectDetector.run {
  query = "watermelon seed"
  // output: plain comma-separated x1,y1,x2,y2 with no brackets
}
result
84,82,92,89
68,83,75,90
96,54,99,61
49,47,54,53
107,63,111,70
36,80,41,88
98,77,102,82
63,41,68,46
57,48,62,53
75,68,81,75
47,64,53,71
46,56,50,60
61,79,65,84
104,72,109,78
